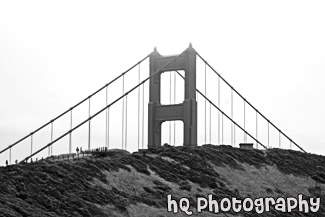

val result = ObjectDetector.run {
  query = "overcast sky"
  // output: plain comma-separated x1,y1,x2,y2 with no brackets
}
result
0,0,324,162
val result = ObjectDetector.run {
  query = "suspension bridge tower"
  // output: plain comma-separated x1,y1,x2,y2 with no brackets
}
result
148,44,197,148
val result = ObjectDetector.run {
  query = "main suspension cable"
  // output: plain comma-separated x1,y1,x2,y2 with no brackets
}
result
21,51,183,163
195,51,306,153
0,54,150,156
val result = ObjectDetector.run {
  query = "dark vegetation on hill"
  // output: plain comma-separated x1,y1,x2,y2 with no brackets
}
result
0,145,325,216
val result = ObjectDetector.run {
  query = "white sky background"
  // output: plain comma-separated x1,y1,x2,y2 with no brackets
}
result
0,0,324,161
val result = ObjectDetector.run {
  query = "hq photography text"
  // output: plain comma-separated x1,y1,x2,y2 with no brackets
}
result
167,194,320,215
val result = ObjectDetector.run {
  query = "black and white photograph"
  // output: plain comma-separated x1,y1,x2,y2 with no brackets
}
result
0,1,324,216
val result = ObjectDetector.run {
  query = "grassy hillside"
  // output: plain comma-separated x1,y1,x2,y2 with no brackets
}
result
0,145,324,216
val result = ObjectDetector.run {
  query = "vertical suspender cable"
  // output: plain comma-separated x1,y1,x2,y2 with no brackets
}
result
48,123,51,156
122,75,125,149
234,120,236,146
209,103,212,144
30,134,33,156
290,139,292,149
196,89,199,144
218,76,220,145
267,121,270,148
205,63,207,144
106,86,109,149
279,130,281,148
107,107,110,149
125,94,128,150
255,110,258,149
138,64,141,150
50,121,53,155
88,97,91,150
141,83,144,149
221,114,224,144
231,88,233,146
69,109,73,154
174,71,176,146
169,71,172,145
244,100,246,143
9,148,11,165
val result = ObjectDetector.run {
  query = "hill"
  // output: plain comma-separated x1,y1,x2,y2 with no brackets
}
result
0,145,325,216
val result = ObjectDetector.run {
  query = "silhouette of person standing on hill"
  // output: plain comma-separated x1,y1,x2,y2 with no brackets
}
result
76,147,79,158
5,160,8,166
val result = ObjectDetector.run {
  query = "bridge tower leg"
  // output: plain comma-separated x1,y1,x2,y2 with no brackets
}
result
148,44,197,148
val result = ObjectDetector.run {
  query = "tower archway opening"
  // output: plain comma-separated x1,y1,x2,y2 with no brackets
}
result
160,70,185,105
161,120,183,146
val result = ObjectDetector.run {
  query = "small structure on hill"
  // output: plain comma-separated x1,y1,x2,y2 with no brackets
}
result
239,143,254,150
